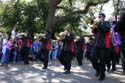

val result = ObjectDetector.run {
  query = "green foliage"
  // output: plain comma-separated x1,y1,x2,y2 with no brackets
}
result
1,0,109,37
2,0,49,35
54,15,81,35
55,0,105,35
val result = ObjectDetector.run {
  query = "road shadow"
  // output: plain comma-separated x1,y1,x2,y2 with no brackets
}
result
0,60,124,83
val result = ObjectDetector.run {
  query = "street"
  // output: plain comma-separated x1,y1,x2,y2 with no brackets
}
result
0,60,125,83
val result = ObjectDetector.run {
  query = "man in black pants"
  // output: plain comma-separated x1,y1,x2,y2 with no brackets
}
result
39,30,51,69
106,43,116,72
75,34,85,66
114,12,125,75
59,24,75,74
20,36,29,65
91,13,111,81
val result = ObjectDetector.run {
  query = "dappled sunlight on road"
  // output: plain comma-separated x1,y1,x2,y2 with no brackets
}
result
0,60,124,83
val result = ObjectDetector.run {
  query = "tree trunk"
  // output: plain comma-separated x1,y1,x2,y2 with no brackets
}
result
45,0,62,33
45,0,109,34
45,7,56,33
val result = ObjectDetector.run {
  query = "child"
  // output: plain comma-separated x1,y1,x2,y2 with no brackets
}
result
49,41,58,60
32,38,40,61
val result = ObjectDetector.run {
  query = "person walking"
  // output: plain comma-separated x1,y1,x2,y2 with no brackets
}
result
75,34,85,66
114,12,125,75
59,24,75,74
20,35,29,65
91,13,111,81
39,30,51,69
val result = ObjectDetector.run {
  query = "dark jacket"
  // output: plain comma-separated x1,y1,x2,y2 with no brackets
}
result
62,32,75,53
75,37,85,52
40,35,51,51
93,21,111,48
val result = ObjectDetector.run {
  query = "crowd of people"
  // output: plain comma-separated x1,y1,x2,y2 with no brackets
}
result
0,12,125,81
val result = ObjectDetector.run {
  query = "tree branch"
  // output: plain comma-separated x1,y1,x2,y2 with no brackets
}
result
57,6,72,11
55,0,109,23
68,0,72,6
49,0,62,8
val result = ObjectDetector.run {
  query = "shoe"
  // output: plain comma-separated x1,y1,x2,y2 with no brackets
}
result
63,71,70,74
78,63,82,67
95,71,99,77
123,71,125,75
111,69,116,72
42,67,47,69
0,63,4,66
99,77,105,81
24,62,29,65
107,69,110,72
64,68,66,71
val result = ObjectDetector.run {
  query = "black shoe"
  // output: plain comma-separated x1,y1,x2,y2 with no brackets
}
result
111,69,116,72
24,62,29,65
107,69,110,72
24,63,29,65
95,71,99,77
78,63,82,66
64,67,66,71
99,77,105,81
63,71,70,74
123,71,125,75
42,67,47,69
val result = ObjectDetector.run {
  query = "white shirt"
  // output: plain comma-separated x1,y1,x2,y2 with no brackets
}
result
11,30,16,39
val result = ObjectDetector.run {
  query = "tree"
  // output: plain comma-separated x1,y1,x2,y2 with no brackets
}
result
113,0,125,21
2,0,49,36
45,0,110,34
1,0,110,37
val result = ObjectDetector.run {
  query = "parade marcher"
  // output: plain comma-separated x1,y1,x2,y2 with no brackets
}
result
39,30,51,69
16,37,23,63
91,13,111,81
58,24,75,74
106,42,116,72
20,35,29,65
114,12,125,75
107,21,121,72
75,34,85,66
26,30,32,56
85,37,93,61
